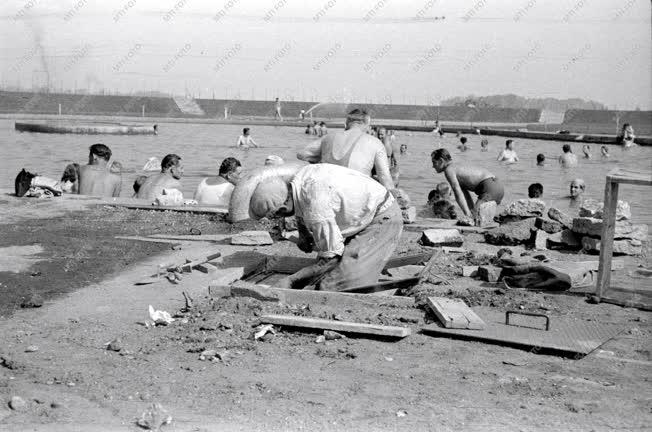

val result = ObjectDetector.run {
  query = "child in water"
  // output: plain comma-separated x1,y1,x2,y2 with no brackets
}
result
428,183,457,219
600,146,610,158
536,153,545,166
399,144,408,155
236,128,259,148
480,139,489,152
458,137,469,152
582,145,591,159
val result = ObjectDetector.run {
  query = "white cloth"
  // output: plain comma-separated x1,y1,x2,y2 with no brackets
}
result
193,178,234,206
154,188,184,206
290,164,392,259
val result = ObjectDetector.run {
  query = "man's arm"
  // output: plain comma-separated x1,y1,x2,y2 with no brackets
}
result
112,176,122,197
296,138,322,163
373,148,395,190
496,150,504,161
249,138,259,148
444,166,472,217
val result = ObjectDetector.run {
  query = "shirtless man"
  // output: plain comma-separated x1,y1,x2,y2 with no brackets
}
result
558,144,578,167
569,178,585,207
135,154,184,201
620,123,636,147
77,143,122,197
497,140,518,163
431,148,504,219
297,108,394,190
274,97,283,121
236,128,259,148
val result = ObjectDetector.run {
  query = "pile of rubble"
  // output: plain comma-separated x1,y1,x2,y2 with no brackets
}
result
484,198,647,256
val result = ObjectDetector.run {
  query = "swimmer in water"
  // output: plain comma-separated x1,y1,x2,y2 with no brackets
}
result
582,145,592,159
399,143,408,155
497,139,519,163
458,136,469,152
480,139,489,152
568,178,585,207
536,153,545,166
528,183,543,199
558,144,578,167
236,128,259,148
620,123,636,148
600,146,610,158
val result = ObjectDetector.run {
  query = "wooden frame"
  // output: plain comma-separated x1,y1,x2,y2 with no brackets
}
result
595,168,652,301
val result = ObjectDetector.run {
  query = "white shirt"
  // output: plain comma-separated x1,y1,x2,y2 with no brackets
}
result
193,178,234,206
291,164,392,259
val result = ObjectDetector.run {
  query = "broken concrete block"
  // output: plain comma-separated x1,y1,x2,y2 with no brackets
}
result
535,217,563,234
546,229,582,249
230,231,273,246
462,266,478,277
498,199,546,221
387,265,424,279
401,206,417,224
484,218,537,246
195,262,218,274
548,207,574,229
475,201,497,227
572,218,648,240
419,229,463,247
582,236,643,256
579,199,631,220
477,265,502,282
534,230,550,250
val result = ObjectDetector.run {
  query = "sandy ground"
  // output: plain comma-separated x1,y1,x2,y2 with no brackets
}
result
0,192,650,431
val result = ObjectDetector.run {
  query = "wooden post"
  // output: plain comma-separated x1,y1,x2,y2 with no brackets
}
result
595,178,619,300
142,105,145,117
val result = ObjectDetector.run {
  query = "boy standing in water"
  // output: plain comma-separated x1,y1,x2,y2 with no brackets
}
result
497,140,519,163
431,148,504,221
536,153,546,166
236,128,259,148
558,144,578,167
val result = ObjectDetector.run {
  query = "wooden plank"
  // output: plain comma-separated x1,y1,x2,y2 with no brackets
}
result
170,252,222,272
115,235,182,245
210,280,415,308
426,297,485,330
106,203,228,215
404,224,491,233
595,180,619,300
261,314,411,338
338,277,420,294
607,168,652,186
263,253,434,274
149,234,230,242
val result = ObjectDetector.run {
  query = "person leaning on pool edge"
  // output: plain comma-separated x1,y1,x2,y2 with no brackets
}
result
431,148,504,220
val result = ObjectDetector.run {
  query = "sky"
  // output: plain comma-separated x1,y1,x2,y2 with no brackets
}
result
0,0,650,109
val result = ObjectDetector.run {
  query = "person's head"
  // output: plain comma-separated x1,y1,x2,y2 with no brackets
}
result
400,144,407,154
601,145,609,155
133,175,147,193
460,137,467,144
88,143,112,164
249,177,293,219
562,144,572,153
481,139,488,148
528,183,543,198
377,127,386,139
61,163,80,183
570,178,585,198
431,148,452,173
218,157,242,184
275,97,279,102
264,155,284,166
536,153,545,165
622,123,633,133
319,121,326,126
505,139,514,150
242,127,250,136
345,108,371,129
161,154,183,179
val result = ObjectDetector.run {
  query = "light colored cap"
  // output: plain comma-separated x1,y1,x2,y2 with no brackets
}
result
250,177,288,219
264,155,284,166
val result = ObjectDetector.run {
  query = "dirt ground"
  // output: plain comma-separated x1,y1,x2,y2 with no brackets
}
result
0,192,650,431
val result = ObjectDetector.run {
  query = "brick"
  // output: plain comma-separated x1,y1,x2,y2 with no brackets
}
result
477,265,502,282
419,229,464,247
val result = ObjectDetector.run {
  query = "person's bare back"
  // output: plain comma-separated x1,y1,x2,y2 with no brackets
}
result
450,164,495,191
78,165,122,197
135,173,182,201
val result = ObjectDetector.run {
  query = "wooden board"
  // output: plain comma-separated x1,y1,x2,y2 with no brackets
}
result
261,314,411,338
338,277,420,294
210,280,415,308
115,236,182,245
106,203,228,215
607,168,652,186
426,297,485,330
149,234,231,242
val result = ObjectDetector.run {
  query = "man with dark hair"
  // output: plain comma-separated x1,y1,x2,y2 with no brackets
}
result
536,153,546,166
297,108,395,190
558,144,578,167
497,139,518,163
135,153,184,201
77,143,122,197
194,157,242,205
528,183,543,198
431,148,503,222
